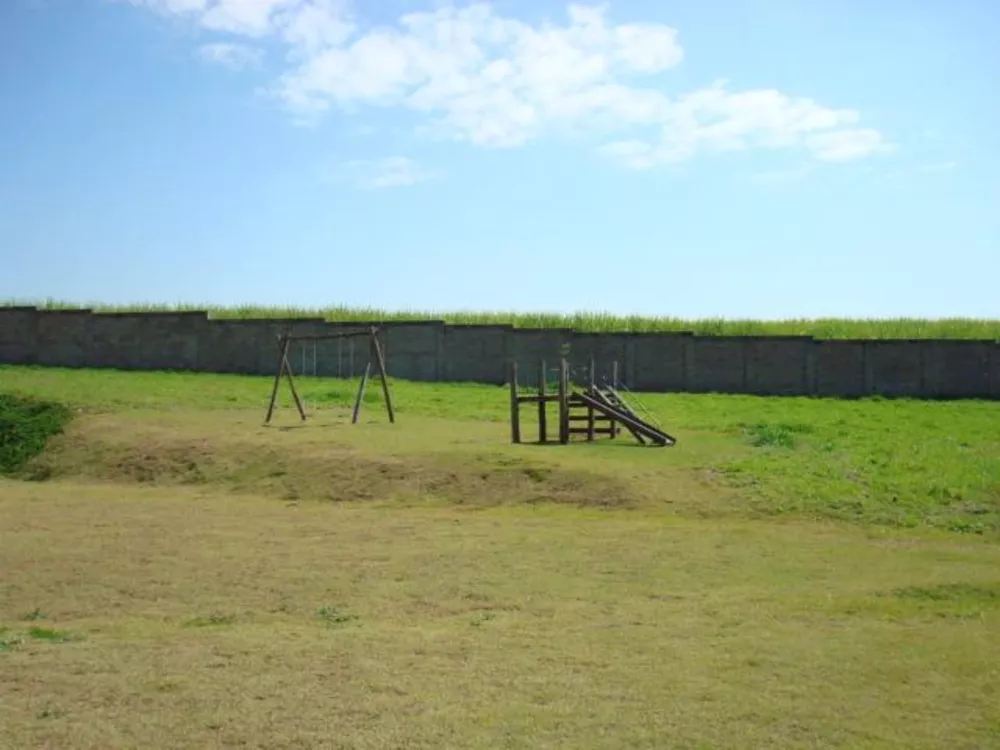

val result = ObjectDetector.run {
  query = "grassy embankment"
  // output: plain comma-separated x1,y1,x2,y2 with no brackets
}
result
7,299,1000,339
0,393,72,475
1,365,999,749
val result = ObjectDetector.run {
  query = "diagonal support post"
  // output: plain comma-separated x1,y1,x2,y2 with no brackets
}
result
369,326,395,424
265,334,307,424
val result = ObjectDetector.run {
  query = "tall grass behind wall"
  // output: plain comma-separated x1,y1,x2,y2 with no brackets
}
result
5,299,1000,340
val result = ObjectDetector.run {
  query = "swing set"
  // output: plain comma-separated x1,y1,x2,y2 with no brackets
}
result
263,325,395,426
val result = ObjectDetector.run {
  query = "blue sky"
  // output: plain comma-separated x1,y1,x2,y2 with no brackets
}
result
1,0,998,318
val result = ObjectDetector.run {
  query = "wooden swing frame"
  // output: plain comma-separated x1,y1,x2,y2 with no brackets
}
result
263,325,395,426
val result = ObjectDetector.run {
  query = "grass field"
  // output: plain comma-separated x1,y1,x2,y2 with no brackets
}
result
2,365,999,748
6,299,1000,339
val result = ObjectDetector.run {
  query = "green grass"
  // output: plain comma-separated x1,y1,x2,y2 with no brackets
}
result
0,394,72,475
6,299,1000,339
1,364,999,747
0,629,24,653
25,627,78,644
0,625,79,652
1,483,998,749
316,605,359,626
2,365,998,533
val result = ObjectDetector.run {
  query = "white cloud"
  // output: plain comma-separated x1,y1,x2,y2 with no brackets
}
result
340,156,439,190
128,0,209,15
807,128,892,162
271,3,687,148
742,165,814,186
200,0,299,36
130,0,298,35
198,42,263,70
278,0,354,53
916,160,957,173
597,139,658,170
127,1,892,168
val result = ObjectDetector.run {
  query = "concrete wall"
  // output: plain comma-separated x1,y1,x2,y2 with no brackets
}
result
0,307,37,365
815,341,867,397
745,337,812,396
441,325,508,384
1,307,998,400
991,345,1000,399
629,334,689,391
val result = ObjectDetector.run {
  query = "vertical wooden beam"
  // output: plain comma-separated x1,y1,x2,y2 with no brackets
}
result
352,362,371,424
370,327,396,423
610,361,619,439
558,358,569,444
538,359,547,444
264,334,289,425
587,357,596,441
509,361,521,444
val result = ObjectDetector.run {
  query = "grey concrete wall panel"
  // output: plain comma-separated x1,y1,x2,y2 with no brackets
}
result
256,320,329,376
922,342,992,398
89,315,143,369
991,345,1000,399
97,312,207,370
89,313,206,370
34,310,93,367
0,307,39,365
870,341,924,397
745,337,811,395
199,318,327,375
505,329,575,387
307,323,373,379
2,307,998,400
383,322,444,381
565,333,628,386
442,325,508,384
628,334,688,391
280,322,379,379
689,337,747,393
201,321,264,374
815,342,866,396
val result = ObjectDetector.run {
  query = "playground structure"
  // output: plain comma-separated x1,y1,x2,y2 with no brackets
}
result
509,359,676,447
264,325,395,425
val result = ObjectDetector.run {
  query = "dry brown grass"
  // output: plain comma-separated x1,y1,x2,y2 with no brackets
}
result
26,408,723,512
2,385,999,748
2,473,1000,748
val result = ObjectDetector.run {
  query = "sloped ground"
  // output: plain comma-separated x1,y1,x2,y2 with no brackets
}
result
2,482,999,749
1,366,999,748
27,409,645,509
3,365,999,531
0,393,72,474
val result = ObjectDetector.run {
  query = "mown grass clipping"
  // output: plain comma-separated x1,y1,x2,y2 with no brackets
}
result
0,394,72,475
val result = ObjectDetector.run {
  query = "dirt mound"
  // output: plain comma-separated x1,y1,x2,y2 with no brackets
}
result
25,421,636,509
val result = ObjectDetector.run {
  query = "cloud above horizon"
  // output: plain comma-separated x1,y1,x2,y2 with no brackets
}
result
128,0,892,169
197,41,263,69
340,156,440,190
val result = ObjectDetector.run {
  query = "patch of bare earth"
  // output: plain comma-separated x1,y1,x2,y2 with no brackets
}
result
25,413,636,509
